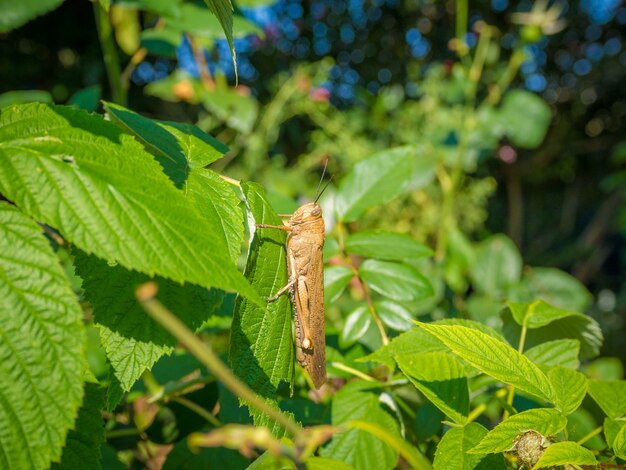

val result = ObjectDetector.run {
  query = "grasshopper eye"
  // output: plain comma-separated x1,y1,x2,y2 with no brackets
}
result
311,208,321,216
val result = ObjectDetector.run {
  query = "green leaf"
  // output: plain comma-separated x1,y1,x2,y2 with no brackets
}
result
320,381,400,470
347,420,431,470
376,300,415,332
469,408,567,454
140,26,182,58
124,0,181,18
0,202,85,469
0,0,65,32
363,319,505,369
324,265,354,304
547,366,587,415
434,423,505,470
53,383,106,470
607,419,626,460
362,327,446,368
345,230,433,261
104,101,228,170
524,339,580,369
417,322,555,403
74,251,223,391
305,457,356,470
512,267,592,312
0,103,259,304
0,89,53,108
500,90,551,149
469,234,522,296
587,380,626,419
335,146,416,222
508,300,578,329
202,0,236,79
359,259,433,302
532,441,597,469
67,86,102,113
229,183,294,436
583,357,624,380
397,352,469,424
199,86,259,134
341,306,372,347
502,309,602,360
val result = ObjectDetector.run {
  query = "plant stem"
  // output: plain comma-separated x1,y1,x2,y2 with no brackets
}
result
106,428,141,439
136,282,302,438
576,426,602,446
503,324,529,419
486,49,525,105
171,396,222,427
467,403,487,423
93,2,127,105
330,362,375,382
456,0,468,42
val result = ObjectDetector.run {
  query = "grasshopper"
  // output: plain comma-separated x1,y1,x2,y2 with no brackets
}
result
256,172,331,389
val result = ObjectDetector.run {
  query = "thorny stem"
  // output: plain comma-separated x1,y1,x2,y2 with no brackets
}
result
93,2,127,105
136,283,302,438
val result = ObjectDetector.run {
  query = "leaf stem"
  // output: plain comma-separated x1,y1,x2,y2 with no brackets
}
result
93,2,127,105
136,282,302,438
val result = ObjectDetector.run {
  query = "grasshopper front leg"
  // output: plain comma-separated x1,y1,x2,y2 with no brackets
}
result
266,278,295,302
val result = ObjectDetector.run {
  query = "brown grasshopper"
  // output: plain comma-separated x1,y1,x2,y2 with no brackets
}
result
256,174,331,389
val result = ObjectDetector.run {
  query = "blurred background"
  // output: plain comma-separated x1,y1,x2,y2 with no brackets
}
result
1,0,625,359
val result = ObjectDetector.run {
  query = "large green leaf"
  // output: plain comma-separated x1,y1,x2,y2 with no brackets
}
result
103,102,242,262
335,146,416,222
548,366,587,415
469,408,567,454
587,380,626,419
345,230,433,262
74,251,223,391
469,234,522,296
417,323,555,403
320,381,400,470
0,90,53,108
0,202,85,469
229,183,294,436
532,441,597,469
362,326,446,368
397,352,469,424
500,90,551,149
53,383,106,470
363,319,505,369
0,103,259,305
0,0,65,32
359,259,433,302
524,339,580,369
434,423,505,470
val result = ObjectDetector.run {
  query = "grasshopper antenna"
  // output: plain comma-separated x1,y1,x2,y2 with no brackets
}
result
313,159,329,201
314,175,333,204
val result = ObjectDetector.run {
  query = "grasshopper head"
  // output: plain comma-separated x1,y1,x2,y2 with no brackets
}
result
292,202,323,224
